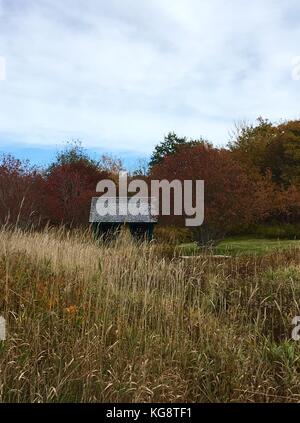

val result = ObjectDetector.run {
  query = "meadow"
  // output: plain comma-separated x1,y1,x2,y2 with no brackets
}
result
179,237,300,256
1,227,300,402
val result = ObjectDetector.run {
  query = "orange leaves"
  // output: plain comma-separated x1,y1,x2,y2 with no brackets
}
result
151,144,264,231
64,305,78,315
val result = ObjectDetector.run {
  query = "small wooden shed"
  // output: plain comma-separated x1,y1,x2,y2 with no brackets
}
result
89,197,158,241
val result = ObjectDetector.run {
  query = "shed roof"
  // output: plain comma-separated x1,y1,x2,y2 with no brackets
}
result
89,197,158,223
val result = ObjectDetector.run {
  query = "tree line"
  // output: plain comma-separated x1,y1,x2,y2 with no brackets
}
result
1,118,300,240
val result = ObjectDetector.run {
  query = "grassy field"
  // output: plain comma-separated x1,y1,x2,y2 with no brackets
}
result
179,237,300,256
1,228,300,402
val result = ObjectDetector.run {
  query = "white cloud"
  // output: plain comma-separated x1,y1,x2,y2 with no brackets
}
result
0,0,300,153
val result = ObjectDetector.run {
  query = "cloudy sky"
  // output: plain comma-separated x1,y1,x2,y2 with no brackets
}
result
0,0,300,165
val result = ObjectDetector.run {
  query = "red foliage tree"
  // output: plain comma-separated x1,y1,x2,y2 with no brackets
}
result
151,144,276,241
0,155,45,228
44,161,110,227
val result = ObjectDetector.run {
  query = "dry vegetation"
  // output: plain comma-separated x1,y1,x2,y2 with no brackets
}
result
1,227,300,402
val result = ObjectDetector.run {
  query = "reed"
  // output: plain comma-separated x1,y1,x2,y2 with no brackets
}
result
0,226,300,402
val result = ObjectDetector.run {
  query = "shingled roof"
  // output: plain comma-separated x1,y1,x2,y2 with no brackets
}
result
89,197,158,223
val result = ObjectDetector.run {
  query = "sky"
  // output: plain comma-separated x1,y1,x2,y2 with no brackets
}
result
0,0,300,167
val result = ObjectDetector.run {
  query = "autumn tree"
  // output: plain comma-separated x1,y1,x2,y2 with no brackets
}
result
151,144,276,243
44,142,110,226
229,118,300,187
47,140,98,172
98,154,124,175
0,154,45,228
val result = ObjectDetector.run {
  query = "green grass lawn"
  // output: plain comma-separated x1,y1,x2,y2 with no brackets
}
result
178,237,300,256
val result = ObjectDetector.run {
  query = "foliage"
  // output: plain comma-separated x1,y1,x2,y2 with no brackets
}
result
0,143,117,228
229,118,300,187
154,226,193,245
98,154,124,175
47,140,99,174
2,119,300,232
0,154,45,228
1,227,300,402
44,161,109,227
149,132,209,168
151,143,276,242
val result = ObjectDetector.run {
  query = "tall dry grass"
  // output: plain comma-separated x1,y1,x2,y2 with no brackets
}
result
1,226,300,402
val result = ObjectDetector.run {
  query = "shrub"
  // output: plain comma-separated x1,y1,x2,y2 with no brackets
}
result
154,226,193,244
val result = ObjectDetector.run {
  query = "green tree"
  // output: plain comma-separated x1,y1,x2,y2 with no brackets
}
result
228,117,276,173
229,118,300,187
276,121,300,186
47,140,99,174
149,132,208,168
